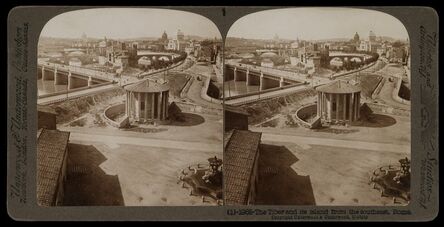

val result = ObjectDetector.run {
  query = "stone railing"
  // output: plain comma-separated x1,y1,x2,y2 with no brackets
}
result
175,102,222,116
103,103,129,128
38,81,114,99
224,82,305,101
371,78,386,99
294,103,322,129
227,62,308,82
366,102,410,117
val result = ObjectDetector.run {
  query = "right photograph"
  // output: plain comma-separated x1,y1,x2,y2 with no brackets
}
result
223,8,411,206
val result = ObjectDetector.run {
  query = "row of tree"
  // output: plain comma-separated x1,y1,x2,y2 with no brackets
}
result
329,53,379,71
139,51,187,71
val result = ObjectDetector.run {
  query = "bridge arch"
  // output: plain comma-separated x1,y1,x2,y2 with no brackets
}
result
350,57,362,63
329,57,344,67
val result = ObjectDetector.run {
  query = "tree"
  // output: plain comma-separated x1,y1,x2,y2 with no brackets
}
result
392,41,404,48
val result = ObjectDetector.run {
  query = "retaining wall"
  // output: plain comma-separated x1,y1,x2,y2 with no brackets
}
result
175,102,222,116
139,58,187,78
202,75,222,104
224,83,305,101
103,103,129,128
331,60,377,79
392,77,411,105
38,81,114,99
366,102,410,117
371,78,386,99
294,104,322,129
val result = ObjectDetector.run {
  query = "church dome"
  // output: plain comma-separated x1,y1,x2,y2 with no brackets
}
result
161,31,168,40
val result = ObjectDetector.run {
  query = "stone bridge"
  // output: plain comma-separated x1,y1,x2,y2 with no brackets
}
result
38,60,115,90
136,51,180,61
328,52,372,63
225,63,307,91
255,49,278,55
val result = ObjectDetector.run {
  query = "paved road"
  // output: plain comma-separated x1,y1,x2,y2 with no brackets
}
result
260,132,409,154
376,77,410,110
37,84,117,105
69,131,221,153
177,61,223,110
224,84,310,106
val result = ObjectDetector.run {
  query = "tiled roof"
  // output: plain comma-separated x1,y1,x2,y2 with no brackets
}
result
223,130,234,150
224,130,262,205
316,80,361,94
124,79,169,93
37,105,57,115
224,104,249,116
37,129,70,206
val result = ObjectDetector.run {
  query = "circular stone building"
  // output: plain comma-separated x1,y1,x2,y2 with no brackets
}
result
124,79,169,123
316,80,361,124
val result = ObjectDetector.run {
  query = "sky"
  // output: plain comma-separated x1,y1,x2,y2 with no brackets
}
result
40,8,221,39
228,8,409,41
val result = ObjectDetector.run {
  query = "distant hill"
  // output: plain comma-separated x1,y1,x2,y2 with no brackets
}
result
40,34,217,43
378,36,407,43
312,38,351,43
226,35,405,44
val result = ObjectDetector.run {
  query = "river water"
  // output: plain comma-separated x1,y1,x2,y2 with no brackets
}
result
224,80,260,98
37,79,68,96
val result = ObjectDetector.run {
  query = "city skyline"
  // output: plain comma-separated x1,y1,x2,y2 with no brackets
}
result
227,8,409,41
40,8,222,39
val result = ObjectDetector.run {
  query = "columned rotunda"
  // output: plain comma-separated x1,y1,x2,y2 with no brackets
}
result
124,79,170,123
316,80,361,124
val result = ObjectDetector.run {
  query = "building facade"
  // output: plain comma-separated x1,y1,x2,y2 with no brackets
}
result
124,79,170,123
316,80,361,124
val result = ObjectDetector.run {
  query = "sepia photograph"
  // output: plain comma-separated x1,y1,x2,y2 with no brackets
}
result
36,8,224,206
223,8,411,206
6,4,439,221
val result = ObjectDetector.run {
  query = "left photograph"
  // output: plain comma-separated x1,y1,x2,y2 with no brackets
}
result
37,8,223,206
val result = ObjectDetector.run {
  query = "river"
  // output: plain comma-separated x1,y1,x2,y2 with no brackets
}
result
224,80,260,98
37,79,68,96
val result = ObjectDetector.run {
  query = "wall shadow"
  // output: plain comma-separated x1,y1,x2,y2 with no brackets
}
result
255,144,316,205
169,112,205,126
313,127,359,134
357,113,397,128
63,143,125,206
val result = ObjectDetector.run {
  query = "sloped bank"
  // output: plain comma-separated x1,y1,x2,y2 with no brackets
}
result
294,104,322,129
49,88,125,124
240,88,317,125
102,103,129,128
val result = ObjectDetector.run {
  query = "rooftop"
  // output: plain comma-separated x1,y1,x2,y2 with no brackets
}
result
37,105,57,115
37,129,70,206
224,105,249,116
124,79,169,93
316,80,361,94
224,129,262,205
